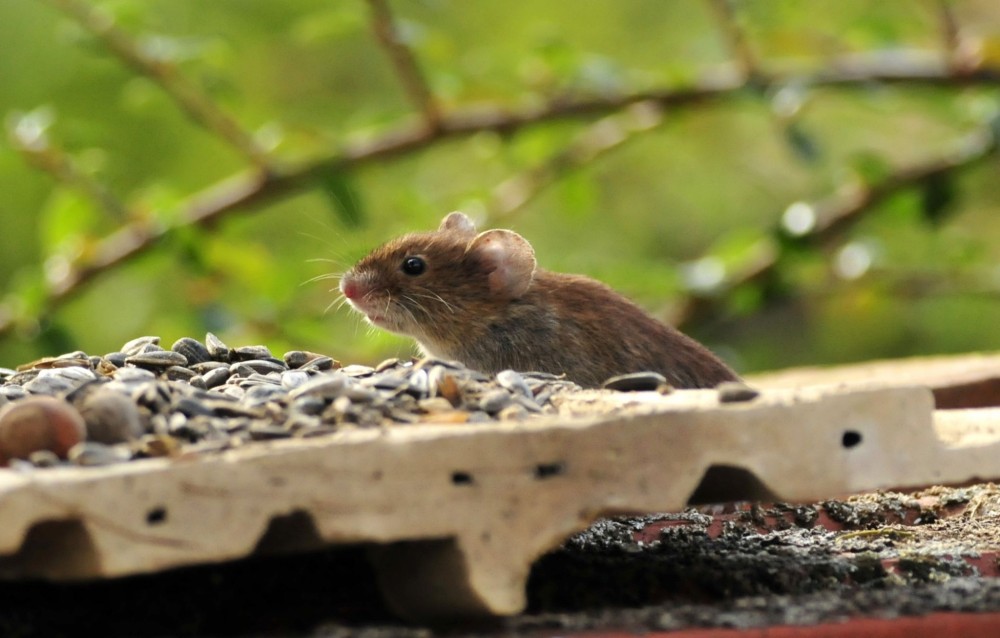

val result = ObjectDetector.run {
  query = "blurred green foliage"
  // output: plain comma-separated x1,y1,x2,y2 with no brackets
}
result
2,0,1000,374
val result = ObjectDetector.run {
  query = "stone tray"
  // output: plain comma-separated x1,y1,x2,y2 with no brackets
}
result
0,385,998,621
750,351,1000,408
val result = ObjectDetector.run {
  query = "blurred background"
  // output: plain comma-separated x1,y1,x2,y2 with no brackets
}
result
2,0,1000,374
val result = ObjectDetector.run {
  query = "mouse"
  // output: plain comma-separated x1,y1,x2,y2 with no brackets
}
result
339,212,739,389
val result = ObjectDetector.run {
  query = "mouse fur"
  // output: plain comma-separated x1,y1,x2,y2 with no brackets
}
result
340,212,739,389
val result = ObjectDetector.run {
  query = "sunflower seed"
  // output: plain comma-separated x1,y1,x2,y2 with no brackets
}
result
232,345,273,362
201,366,231,389
165,366,197,382
479,390,513,414
28,450,61,468
299,356,336,372
205,332,231,361
341,364,375,377
288,373,346,399
280,370,310,390
171,337,212,365
104,352,128,368
601,371,668,392
114,367,157,382
68,442,131,467
121,336,160,356
497,370,532,398
718,382,760,403
0,334,583,469
126,351,189,368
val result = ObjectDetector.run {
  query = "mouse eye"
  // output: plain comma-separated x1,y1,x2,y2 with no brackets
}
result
401,256,426,276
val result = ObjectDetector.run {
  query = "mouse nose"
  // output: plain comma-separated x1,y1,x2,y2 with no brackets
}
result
340,275,361,300
341,281,358,300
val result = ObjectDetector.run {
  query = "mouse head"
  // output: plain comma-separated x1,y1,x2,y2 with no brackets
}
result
339,212,537,344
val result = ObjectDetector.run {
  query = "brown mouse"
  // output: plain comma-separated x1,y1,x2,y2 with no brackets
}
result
339,212,739,388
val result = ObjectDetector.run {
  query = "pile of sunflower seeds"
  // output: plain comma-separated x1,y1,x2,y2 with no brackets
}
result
0,334,582,469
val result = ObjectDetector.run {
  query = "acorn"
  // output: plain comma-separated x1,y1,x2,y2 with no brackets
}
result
78,388,143,445
0,396,87,465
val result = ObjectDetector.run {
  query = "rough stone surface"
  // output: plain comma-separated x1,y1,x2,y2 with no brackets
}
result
749,351,1000,408
3,487,1000,636
0,381,997,621
3,343,1000,629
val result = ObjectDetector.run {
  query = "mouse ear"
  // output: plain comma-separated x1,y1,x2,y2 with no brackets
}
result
469,229,537,299
439,211,478,238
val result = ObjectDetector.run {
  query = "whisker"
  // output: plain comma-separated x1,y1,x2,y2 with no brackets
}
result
410,290,457,314
398,300,420,327
322,284,355,316
305,257,345,265
323,294,345,315
302,271,343,286
400,294,432,319
296,219,352,256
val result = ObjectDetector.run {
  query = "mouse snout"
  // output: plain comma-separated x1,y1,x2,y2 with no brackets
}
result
341,279,359,300
340,272,382,306
340,273,365,300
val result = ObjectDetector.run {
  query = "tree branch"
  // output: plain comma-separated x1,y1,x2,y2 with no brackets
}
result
486,101,663,222
674,125,1000,330
4,52,1000,338
705,0,760,81
800,131,996,242
7,113,128,221
935,0,970,73
366,0,442,129
44,0,271,168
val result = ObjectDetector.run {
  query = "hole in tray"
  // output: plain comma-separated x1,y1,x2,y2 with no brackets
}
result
534,462,564,480
451,471,474,486
687,464,779,505
0,520,101,578
253,510,325,555
842,430,863,448
146,507,168,525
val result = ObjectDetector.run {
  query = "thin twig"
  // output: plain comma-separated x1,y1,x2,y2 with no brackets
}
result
705,0,761,80
804,132,996,242
366,0,441,129
935,0,968,73
9,127,128,221
486,102,663,222
4,54,1000,337
673,126,1000,330
44,0,271,168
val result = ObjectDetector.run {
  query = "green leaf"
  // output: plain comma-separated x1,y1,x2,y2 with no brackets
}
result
204,235,274,291
555,171,598,216
166,222,211,275
509,125,576,166
35,319,77,357
783,122,821,163
291,4,366,44
849,151,892,186
920,172,956,226
316,170,365,228
877,189,922,225
38,188,102,256
3,264,48,326
577,54,625,96
726,283,765,317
